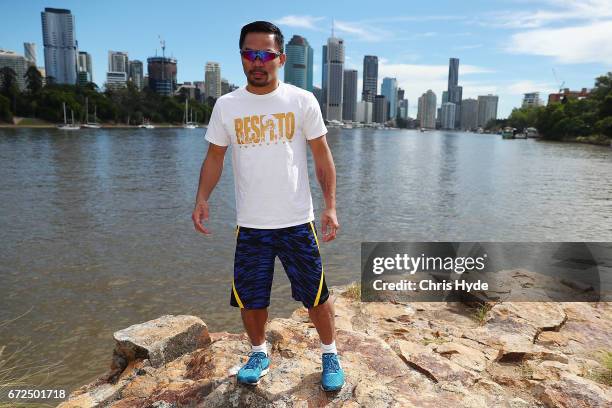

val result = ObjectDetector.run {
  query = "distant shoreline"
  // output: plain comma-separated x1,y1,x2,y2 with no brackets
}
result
0,124,206,129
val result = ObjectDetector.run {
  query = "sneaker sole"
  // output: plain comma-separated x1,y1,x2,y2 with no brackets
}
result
320,381,344,392
238,367,269,386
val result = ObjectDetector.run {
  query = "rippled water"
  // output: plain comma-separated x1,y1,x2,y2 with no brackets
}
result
1,127,611,395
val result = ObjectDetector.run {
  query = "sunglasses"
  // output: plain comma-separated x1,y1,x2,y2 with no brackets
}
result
240,49,282,63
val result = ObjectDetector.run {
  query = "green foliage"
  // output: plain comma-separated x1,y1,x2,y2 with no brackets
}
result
533,72,612,140
1,77,212,125
0,94,13,123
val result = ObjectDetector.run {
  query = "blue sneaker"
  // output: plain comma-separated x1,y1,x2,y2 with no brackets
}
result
237,351,270,385
321,353,345,391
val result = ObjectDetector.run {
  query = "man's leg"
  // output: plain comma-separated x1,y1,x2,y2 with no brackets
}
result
308,298,335,345
241,307,268,346
231,225,275,385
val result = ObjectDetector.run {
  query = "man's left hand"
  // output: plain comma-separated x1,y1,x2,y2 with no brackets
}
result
320,208,339,242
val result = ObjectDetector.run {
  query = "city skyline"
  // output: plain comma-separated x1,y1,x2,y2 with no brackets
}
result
1,0,610,118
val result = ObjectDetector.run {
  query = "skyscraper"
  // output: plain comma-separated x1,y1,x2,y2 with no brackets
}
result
205,62,221,101
24,43,36,65
418,90,437,129
77,51,92,85
147,56,177,96
460,98,479,130
129,60,144,90
107,51,128,89
447,57,462,129
440,102,456,130
342,69,358,121
477,94,499,128
284,35,313,92
41,7,78,84
373,95,388,124
362,55,378,103
381,77,398,121
322,36,344,121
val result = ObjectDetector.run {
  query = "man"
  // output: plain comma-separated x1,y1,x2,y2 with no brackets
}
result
191,21,344,392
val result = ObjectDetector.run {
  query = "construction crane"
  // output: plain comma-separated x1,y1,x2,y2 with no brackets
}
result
552,68,565,92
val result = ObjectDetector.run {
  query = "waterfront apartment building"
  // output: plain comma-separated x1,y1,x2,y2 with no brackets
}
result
362,55,378,103
204,62,221,101
477,94,499,128
522,92,544,108
0,48,36,91
147,56,177,96
418,89,437,129
129,60,144,90
440,102,456,130
381,77,398,121
342,69,358,121
41,7,78,84
460,98,479,130
77,51,92,84
373,95,388,124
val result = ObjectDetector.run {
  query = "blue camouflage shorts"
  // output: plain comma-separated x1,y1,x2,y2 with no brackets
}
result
230,221,330,309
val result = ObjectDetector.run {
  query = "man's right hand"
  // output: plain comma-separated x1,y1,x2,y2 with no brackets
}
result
192,201,211,235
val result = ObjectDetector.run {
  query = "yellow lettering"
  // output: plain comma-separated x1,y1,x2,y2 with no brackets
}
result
244,116,251,144
273,113,285,139
250,115,261,143
285,112,295,140
234,118,244,144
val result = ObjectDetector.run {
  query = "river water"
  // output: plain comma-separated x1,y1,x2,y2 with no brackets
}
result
1,127,611,396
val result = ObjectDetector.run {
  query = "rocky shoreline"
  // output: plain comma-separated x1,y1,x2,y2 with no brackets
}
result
58,281,611,407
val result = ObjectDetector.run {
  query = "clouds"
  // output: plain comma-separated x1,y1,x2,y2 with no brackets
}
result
506,20,612,64
273,15,325,31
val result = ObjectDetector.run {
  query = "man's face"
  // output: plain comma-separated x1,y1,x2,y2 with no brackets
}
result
241,32,285,87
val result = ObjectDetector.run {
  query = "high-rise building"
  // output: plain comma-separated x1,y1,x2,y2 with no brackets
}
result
522,92,544,108
447,57,462,129
284,35,313,92
356,101,373,123
477,94,499,128
0,48,36,91
24,43,36,65
322,36,344,121
342,69,357,121
398,99,409,120
108,51,128,73
373,95,388,124
440,102,456,130
106,51,128,90
418,90,437,129
77,51,92,84
129,60,144,90
41,7,77,84
362,55,378,103
147,56,177,95
381,77,398,120
205,62,221,101
460,98,479,130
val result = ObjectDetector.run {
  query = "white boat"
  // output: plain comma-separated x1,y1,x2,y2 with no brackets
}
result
183,99,197,129
81,97,101,128
138,118,155,129
57,102,80,130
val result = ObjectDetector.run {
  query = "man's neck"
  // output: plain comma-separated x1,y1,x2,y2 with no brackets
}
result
246,79,280,95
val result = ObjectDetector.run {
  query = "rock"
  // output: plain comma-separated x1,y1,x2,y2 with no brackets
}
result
535,372,612,407
58,280,612,408
113,314,211,369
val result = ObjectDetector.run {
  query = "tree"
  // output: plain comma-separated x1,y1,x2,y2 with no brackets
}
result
0,94,12,123
0,66,19,113
24,65,43,95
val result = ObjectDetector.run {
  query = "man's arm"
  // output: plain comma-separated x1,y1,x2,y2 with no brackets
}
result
192,143,228,234
308,135,339,242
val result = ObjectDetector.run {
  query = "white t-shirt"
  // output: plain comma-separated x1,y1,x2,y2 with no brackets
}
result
204,81,328,229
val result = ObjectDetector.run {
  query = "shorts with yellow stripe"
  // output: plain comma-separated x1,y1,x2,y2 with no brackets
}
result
230,221,329,309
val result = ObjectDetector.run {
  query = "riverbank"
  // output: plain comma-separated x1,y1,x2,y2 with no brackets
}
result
57,278,611,407
0,117,205,129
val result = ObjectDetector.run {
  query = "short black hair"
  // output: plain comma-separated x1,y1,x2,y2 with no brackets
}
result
239,21,284,53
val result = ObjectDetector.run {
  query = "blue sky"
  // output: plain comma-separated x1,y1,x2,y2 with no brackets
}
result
2,0,611,118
